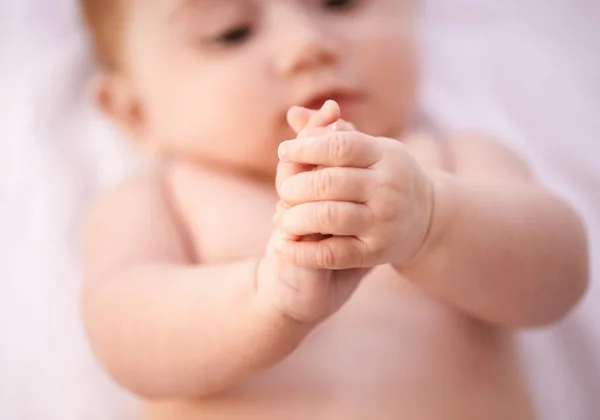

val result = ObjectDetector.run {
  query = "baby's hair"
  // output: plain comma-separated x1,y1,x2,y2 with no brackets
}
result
80,0,124,71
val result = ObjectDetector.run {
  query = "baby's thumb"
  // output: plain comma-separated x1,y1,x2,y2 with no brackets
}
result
287,100,341,136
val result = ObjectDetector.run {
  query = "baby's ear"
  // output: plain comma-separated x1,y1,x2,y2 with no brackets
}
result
91,73,146,142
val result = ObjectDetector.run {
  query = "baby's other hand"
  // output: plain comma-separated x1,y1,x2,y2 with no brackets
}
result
276,128,435,271
258,101,367,326
276,100,355,240
287,101,356,138
276,100,355,195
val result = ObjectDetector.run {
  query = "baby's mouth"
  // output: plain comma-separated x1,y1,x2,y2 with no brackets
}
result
302,92,362,112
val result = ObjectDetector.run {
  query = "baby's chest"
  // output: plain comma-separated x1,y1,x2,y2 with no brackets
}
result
172,173,279,263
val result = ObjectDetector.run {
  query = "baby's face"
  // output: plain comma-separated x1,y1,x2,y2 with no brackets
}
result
117,0,417,176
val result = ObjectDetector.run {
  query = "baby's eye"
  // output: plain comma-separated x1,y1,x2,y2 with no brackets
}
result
323,0,358,11
214,25,253,45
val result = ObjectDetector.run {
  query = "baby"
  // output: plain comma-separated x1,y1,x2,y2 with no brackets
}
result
80,0,588,419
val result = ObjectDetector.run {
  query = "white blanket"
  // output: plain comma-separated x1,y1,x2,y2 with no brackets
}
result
418,3,600,419
1,1,599,419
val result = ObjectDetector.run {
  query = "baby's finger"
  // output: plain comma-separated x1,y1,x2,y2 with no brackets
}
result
276,128,335,191
276,125,359,191
279,131,381,168
289,111,354,137
272,208,284,228
287,101,339,136
280,201,372,237
276,200,290,213
297,100,341,137
273,202,301,241
276,161,312,192
276,236,373,270
326,119,356,132
279,167,375,206
279,101,343,190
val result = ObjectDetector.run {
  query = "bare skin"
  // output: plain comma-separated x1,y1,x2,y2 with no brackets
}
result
82,103,586,420
80,1,588,418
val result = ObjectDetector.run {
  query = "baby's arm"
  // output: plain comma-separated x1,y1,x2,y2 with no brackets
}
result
81,104,366,400
81,174,314,400
401,133,589,327
276,123,588,328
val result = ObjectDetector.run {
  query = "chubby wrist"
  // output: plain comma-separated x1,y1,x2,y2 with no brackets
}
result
244,257,316,363
393,170,456,273
255,255,322,328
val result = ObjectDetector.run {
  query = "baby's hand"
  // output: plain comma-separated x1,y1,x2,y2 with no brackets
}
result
259,102,367,326
275,123,435,270
276,100,355,201
274,100,354,237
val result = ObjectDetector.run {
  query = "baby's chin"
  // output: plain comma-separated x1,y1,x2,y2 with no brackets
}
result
174,148,279,182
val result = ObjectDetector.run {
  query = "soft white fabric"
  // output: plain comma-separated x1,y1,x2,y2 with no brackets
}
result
419,3,600,419
1,1,599,419
1,25,139,420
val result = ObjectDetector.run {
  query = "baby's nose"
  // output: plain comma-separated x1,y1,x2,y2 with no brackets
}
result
273,16,340,77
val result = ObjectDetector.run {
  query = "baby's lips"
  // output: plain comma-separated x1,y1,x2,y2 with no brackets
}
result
291,99,338,114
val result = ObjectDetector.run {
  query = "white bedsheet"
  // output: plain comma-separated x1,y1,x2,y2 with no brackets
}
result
1,1,599,419
419,3,600,419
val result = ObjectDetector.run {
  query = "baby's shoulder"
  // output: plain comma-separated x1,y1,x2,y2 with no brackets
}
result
404,130,531,180
82,167,194,272
88,169,168,217
87,162,224,218
83,167,183,251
